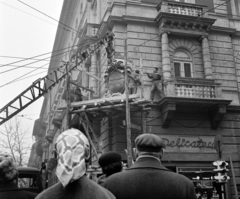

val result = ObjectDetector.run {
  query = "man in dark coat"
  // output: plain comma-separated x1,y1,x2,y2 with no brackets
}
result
97,152,123,186
0,153,37,199
103,134,197,199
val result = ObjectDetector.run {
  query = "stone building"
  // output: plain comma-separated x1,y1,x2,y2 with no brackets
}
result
30,0,240,198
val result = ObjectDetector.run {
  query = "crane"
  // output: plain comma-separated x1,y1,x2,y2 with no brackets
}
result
0,35,107,126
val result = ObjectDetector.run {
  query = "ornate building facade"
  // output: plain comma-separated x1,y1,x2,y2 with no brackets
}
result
29,0,240,198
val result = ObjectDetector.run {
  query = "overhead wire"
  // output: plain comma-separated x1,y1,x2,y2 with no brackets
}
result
0,36,106,88
0,47,71,75
10,71,48,83
201,0,232,15
0,55,61,62
2,0,239,88
1,0,232,70
0,64,51,70
0,48,72,88
0,44,77,68
18,0,82,35
0,62,49,88
0,1,58,27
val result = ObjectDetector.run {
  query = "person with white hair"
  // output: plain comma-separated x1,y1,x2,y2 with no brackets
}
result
36,128,115,199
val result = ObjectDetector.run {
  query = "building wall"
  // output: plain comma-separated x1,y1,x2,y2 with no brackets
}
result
31,0,240,197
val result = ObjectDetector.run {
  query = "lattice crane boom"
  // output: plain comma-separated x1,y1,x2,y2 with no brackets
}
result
0,36,107,125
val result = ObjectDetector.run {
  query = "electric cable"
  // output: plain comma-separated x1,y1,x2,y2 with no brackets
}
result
0,33,103,72
0,1,58,27
201,0,232,15
18,0,82,35
0,48,70,75
0,64,51,70
0,36,104,88
0,55,61,62
0,44,76,68
7,71,48,84
0,62,49,88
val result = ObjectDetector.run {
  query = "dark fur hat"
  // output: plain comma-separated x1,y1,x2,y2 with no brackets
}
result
0,154,18,183
98,152,122,167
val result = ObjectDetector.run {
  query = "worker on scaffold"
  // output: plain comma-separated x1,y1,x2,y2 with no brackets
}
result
146,67,163,101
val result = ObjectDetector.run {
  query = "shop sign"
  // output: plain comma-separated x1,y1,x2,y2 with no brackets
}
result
160,135,216,153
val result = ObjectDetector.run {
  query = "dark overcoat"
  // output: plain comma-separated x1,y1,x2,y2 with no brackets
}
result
35,175,115,199
0,182,37,199
103,157,197,199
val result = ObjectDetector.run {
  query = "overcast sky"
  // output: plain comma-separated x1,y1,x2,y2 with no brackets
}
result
0,0,64,143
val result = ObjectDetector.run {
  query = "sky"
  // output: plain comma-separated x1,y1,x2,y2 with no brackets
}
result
0,0,64,146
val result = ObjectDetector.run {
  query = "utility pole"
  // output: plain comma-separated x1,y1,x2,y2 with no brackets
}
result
124,38,132,167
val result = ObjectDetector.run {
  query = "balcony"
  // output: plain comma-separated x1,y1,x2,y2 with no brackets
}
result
156,0,216,36
157,0,208,17
159,78,232,129
164,78,221,99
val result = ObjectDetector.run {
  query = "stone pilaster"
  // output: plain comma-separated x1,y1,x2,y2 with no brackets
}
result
82,63,89,88
161,32,171,80
89,46,98,95
202,36,213,79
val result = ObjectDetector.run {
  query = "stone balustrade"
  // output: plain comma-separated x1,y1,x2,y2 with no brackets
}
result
157,0,208,17
163,78,222,99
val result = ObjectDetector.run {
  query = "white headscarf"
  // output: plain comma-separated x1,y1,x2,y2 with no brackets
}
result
55,128,90,187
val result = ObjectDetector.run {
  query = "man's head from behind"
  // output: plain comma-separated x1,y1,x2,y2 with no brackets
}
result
98,152,123,177
134,134,165,160
0,153,18,183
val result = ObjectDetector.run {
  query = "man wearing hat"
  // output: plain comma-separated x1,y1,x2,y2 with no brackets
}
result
97,152,123,186
103,134,197,199
0,153,37,199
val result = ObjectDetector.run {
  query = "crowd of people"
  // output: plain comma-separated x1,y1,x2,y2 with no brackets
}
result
0,128,197,199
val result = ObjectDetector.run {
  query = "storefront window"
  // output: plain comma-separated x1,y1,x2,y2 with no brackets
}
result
178,167,227,199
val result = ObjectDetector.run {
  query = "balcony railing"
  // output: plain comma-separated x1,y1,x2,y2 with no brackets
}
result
164,78,222,99
157,0,208,17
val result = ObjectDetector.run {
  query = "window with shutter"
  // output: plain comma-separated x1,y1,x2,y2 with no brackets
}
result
174,62,181,77
184,63,191,77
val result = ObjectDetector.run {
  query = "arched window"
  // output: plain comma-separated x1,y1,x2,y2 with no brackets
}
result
173,50,193,78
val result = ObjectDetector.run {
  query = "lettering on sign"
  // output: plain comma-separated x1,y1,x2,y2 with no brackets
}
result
160,135,216,153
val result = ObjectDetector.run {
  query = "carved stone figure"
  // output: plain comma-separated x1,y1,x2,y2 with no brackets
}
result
104,59,142,97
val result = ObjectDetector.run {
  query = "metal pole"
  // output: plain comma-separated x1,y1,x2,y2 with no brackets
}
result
124,38,132,167
66,63,71,129
229,156,238,199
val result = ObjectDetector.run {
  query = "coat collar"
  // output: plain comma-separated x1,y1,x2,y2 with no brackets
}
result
0,182,20,192
127,156,171,172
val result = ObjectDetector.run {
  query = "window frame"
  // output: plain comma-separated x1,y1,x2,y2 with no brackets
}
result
174,61,193,78
173,49,194,78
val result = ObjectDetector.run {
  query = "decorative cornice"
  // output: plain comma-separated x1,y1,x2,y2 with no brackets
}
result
98,15,156,36
156,12,216,36
106,15,156,27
